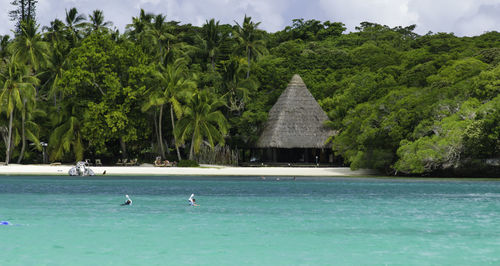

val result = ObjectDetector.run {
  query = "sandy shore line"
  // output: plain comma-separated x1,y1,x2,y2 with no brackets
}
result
0,164,377,177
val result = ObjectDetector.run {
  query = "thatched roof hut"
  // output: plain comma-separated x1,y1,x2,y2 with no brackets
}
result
256,74,334,149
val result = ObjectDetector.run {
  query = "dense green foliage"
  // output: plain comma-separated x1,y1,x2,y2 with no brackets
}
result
0,4,498,176
177,159,199,167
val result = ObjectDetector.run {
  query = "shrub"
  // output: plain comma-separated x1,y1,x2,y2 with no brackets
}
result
177,160,199,167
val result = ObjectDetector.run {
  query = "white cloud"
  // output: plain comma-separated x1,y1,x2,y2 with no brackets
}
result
1,0,500,37
159,0,287,31
319,0,419,32
0,1,15,36
408,0,500,35
318,0,500,36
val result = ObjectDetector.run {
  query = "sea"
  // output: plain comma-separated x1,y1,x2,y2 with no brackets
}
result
0,176,499,265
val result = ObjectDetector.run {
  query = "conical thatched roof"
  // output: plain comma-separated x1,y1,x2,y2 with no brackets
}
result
256,74,334,148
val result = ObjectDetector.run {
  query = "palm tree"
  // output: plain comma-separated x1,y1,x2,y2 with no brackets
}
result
44,42,67,106
142,58,196,161
0,35,11,64
64,7,86,44
87,10,113,33
201,19,226,71
10,19,50,71
234,15,267,78
147,14,176,65
221,56,257,114
0,55,38,164
175,89,229,160
110,28,124,42
142,88,168,159
48,102,84,162
16,91,43,163
163,59,197,161
126,9,154,42
42,19,65,43
16,68,38,164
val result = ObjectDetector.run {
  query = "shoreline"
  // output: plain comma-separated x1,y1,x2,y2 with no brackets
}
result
0,164,378,177
0,164,498,180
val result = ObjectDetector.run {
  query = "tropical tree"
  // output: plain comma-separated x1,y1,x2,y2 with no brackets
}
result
0,35,11,64
64,7,86,44
39,17,71,106
10,19,50,71
43,41,67,106
9,0,38,33
142,84,168,159
143,58,196,160
87,10,113,33
48,103,84,161
0,55,38,164
54,31,149,159
16,88,43,163
126,9,153,42
43,18,65,43
175,89,229,160
147,14,176,65
200,19,226,71
234,15,267,78
221,56,257,114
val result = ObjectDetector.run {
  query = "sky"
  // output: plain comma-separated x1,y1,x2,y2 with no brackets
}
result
1,0,500,37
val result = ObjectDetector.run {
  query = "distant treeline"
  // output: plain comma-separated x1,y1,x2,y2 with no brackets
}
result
0,2,498,176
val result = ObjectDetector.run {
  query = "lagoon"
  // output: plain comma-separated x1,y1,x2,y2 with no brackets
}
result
1,176,499,265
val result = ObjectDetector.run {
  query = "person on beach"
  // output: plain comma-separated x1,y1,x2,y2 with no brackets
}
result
121,194,132,206
188,194,199,206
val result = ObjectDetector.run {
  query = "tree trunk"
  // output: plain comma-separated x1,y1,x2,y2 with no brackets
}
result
5,110,13,165
170,105,182,161
27,0,31,20
158,105,166,159
189,133,196,160
153,108,159,151
120,137,128,159
17,108,26,164
211,56,215,72
21,0,26,21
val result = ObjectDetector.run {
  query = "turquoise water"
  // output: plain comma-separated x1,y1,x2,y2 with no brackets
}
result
1,176,499,265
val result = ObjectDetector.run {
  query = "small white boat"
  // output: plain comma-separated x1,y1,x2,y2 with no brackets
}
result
68,161,95,176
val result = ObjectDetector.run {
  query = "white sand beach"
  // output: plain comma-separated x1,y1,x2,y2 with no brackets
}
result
0,164,377,177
